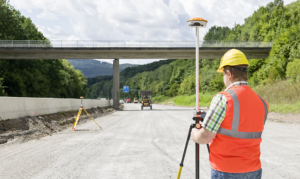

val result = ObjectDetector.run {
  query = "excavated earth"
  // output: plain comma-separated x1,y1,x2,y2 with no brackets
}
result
0,106,121,145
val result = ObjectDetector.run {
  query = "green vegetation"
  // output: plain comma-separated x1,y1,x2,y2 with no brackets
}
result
153,93,215,107
120,59,177,79
0,1,87,98
67,59,137,78
224,0,300,87
123,59,223,96
203,26,231,41
87,75,113,87
253,80,300,113
269,102,300,113
152,95,170,103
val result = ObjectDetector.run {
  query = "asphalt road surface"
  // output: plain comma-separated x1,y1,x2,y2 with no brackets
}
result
0,104,299,179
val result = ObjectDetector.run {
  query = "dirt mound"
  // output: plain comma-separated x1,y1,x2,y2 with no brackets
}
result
0,106,117,145
267,112,300,124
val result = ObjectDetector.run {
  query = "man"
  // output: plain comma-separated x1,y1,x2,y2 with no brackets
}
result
191,49,268,179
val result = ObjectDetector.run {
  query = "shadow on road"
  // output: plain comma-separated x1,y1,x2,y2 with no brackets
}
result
74,129,101,132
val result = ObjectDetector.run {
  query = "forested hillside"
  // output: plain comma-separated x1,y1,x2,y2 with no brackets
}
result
86,0,300,113
0,1,87,98
67,59,137,78
86,59,176,99
224,0,300,86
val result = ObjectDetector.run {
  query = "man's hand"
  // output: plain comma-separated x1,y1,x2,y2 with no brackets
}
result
191,127,217,144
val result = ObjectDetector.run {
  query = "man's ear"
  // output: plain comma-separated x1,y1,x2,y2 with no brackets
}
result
226,70,232,79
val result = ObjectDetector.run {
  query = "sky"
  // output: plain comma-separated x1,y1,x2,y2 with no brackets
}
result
9,0,297,64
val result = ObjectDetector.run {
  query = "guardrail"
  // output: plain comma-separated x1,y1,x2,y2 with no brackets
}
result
0,40,273,48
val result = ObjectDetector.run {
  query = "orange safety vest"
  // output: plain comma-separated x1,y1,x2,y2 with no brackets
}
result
209,85,268,173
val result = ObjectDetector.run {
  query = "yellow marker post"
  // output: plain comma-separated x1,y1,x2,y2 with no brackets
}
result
72,97,103,131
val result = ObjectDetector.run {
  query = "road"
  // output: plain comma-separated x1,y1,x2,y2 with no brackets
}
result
0,104,299,179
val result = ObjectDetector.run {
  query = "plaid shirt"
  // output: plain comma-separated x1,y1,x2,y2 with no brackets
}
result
202,81,249,133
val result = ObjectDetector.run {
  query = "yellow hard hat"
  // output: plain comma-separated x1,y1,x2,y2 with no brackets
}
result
217,49,250,72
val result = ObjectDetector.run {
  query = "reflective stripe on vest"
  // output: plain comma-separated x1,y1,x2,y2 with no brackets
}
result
217,89,268,139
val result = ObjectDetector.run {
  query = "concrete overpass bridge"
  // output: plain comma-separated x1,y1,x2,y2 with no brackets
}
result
0,40,272,107
0,40,271,59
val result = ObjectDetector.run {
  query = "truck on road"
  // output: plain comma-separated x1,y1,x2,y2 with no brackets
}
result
140,90,152,110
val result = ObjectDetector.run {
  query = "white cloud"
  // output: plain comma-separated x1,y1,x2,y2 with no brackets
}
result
36,25,77,40
169,0,186,15
37,10,58,20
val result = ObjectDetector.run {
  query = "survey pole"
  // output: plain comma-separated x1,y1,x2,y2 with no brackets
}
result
187,17,207,111
187,17,208,179
196,27,199,111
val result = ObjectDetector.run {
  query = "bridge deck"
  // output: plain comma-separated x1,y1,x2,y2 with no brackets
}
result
0,40,272,59
0,47,271,59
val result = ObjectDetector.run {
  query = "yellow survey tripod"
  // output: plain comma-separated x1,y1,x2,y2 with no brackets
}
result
177,111,210,179
72,96,102,131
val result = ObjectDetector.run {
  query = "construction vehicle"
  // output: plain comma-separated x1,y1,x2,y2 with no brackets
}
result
134,97,139,103
140,90,152,110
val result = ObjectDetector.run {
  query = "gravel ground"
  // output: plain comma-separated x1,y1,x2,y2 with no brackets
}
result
0,104,299,179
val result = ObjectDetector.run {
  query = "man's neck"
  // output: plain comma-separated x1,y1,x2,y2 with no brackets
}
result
226,80,238,88
225,81,249,91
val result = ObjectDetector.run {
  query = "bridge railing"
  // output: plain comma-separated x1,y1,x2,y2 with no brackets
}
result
0,40,272,48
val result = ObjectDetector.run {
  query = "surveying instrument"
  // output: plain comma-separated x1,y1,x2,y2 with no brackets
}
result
176,17,209,179
72,96,102,131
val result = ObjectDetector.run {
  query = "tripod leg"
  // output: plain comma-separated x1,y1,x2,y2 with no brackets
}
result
196,143,199,179
206,144,210,154
177,124,194,179
83,108,103,130
72,108,82,131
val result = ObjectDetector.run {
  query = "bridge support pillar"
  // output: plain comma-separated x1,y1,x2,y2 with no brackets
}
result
113,59,120,108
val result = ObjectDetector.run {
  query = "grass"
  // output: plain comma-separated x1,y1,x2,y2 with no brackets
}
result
153,93,215,108
152,95,171,103
269,102,300,113
253,80,300,114
153,80,300,114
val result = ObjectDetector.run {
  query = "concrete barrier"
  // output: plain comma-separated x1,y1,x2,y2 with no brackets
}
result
0,97,113,120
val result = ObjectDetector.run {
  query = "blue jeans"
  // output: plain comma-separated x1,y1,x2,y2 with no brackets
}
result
211,168,262,179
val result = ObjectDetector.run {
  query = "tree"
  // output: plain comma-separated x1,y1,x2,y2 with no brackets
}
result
0,1,87,98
